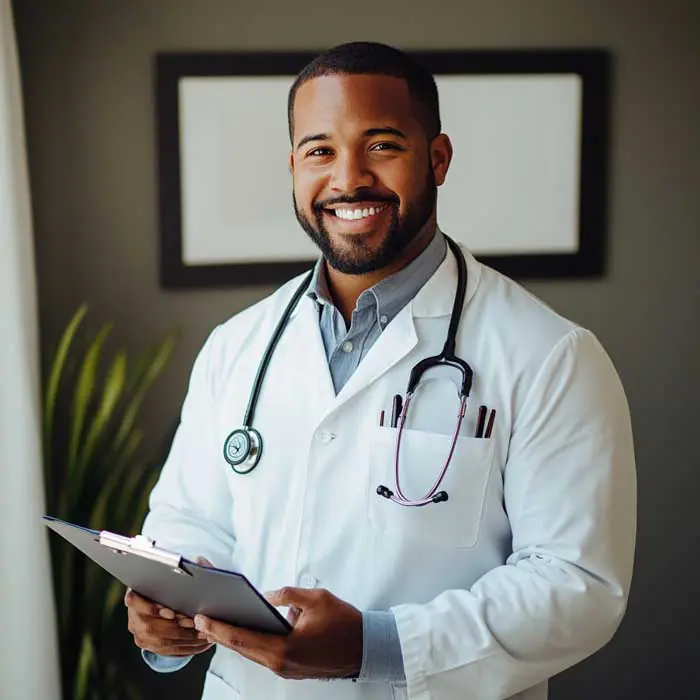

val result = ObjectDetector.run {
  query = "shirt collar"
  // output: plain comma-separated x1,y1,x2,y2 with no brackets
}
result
305,228,447,325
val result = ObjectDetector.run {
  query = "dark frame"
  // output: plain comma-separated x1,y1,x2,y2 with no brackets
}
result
155,49,610,289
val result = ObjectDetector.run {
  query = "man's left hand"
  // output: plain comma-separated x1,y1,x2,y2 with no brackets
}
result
194,587,363,680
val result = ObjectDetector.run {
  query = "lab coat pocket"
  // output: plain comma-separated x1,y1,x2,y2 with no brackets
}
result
367,427,495,549
201,670,241,699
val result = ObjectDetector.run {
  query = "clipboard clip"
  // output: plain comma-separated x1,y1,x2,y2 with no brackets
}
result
98,531,188,574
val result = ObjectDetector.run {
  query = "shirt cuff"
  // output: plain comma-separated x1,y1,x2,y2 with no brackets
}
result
141,650,192,673
358,610,406,682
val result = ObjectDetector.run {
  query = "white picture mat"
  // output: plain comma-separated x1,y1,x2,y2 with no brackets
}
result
178,74,582,265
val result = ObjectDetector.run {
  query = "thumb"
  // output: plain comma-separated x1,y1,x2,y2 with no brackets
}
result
265,586,314,608
196,556,213,567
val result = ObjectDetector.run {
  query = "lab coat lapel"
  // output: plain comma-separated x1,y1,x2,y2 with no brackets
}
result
284,240,478,417
290,295,337,418
331,240,473,407
334,304,418,407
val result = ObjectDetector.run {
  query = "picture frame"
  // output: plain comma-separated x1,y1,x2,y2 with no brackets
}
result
155,49,610,289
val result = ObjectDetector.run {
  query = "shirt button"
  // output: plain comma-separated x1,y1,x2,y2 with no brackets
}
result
341,340,353,353
380,315,388,325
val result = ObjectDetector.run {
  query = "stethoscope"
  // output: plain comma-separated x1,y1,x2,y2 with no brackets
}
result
223,234,474,507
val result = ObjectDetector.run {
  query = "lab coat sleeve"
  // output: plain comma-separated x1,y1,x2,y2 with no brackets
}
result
390,328,637,700
141,325,236,570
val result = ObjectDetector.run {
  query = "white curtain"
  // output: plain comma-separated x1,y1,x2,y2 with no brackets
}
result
0,0,61,697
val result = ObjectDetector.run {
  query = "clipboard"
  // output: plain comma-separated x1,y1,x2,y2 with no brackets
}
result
43,516,292,635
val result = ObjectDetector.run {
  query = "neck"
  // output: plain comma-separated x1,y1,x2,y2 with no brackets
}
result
325,220,437,325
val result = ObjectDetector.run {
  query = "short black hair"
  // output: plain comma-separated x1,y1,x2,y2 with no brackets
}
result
287,41,441,143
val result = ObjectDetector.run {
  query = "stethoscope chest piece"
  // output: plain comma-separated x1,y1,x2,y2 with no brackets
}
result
223,427,262,474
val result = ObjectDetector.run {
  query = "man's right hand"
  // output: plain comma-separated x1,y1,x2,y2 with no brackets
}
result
125,588,213,657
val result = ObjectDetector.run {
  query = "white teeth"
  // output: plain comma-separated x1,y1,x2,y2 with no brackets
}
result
333,205,386,220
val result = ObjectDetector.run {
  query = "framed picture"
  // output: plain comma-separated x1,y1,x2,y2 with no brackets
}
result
155,49,610,289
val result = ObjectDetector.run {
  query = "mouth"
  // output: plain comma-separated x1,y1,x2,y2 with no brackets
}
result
321,202,393,231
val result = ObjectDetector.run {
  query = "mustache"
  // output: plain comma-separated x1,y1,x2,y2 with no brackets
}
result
314,192,399,211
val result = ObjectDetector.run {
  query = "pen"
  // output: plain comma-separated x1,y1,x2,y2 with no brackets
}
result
475,405,487,438
379,410,385,427
390,394,403,428
484,409,496,439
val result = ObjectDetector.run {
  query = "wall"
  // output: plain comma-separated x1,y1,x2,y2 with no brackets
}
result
12,0,700,698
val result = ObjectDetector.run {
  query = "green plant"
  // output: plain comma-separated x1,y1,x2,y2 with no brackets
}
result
43,305,178,700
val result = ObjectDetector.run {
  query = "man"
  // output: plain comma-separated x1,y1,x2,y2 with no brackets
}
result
126,41,636,699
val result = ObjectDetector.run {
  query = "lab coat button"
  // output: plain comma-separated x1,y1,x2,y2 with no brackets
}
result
300,574,317,588
319,431,334,444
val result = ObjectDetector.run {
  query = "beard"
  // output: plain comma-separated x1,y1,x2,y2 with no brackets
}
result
293,169,437,275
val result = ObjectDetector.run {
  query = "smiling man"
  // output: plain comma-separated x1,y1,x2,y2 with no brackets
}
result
290,65,452,322
126,42,636,700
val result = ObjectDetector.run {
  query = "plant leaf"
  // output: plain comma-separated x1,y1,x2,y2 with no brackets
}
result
112,333,177,455
43,304,87,505
128,469,160,535
111,435,147,525
80,350,127,471
74,632,95,700
102,578,126,632
66,323,113,483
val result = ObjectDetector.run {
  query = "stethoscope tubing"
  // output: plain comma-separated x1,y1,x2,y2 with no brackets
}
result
225,233,473,509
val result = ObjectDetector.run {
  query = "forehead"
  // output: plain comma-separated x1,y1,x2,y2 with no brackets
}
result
292,73,419,142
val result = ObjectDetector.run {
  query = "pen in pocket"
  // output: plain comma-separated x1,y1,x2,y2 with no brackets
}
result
474,406,496,438
390,394,403,428
484,409,496,438
475,405,487,438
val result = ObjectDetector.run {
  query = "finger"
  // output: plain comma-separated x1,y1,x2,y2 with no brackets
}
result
158,606,176,620
196,556,213,567
194,615,283,653
177,616,196,629
129,615,204,641
265,586,315,609
124,589,163,617
125,589,181,621
141,636,210,648
287,606,301,626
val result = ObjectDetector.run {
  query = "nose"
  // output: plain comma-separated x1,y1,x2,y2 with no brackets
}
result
329,150,375,193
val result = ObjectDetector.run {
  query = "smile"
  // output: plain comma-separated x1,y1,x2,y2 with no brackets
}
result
326,204,390,222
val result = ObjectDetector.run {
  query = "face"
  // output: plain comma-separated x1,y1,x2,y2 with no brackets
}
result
289,74,452,275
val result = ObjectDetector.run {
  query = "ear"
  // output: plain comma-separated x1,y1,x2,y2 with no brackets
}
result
289,150,295,175
430,134,453,186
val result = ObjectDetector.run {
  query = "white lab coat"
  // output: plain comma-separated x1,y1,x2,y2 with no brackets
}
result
142,242,636,700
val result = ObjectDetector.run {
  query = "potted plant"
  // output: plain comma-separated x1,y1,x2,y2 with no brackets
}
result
43,305,178,699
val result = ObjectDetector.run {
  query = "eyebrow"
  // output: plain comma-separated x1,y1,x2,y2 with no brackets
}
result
295,126,408,152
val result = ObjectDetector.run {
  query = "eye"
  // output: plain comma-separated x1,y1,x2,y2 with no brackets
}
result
307,147,333,158
370,142,402,152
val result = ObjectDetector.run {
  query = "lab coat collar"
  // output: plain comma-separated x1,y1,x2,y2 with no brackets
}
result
410,237,482,318
287,235,482,413
290,234,482,323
